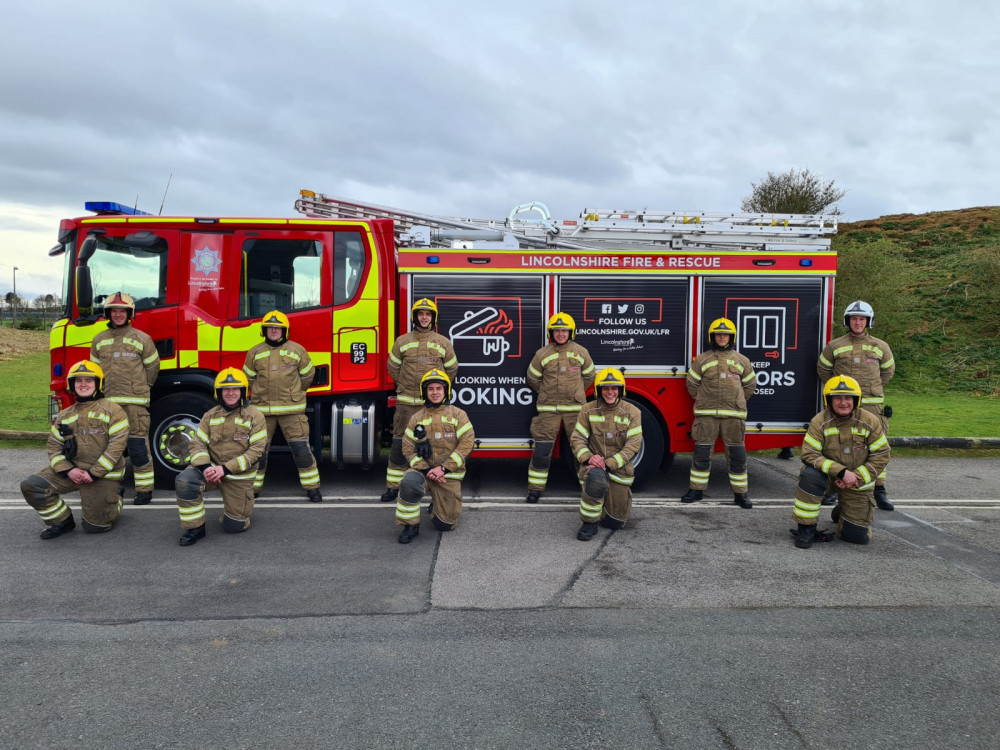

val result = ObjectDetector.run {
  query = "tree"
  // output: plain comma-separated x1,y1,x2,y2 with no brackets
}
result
740,168,846,215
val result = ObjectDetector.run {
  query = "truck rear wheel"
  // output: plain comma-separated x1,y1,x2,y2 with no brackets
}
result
150,392,216,486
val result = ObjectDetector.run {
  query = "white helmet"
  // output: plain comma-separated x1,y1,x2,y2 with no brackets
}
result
843,300,874,329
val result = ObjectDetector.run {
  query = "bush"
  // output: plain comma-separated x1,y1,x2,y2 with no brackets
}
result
16,317,48,331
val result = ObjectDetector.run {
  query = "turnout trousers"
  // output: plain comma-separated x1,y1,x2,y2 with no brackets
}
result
688,416,748,493
578,464,633,528
861,403,889,489
120,404,155,492
792,465,875,544
253,414,319,492
385,404,420,491
21,466,124,530
527,410,580,491
395,469,463,529
175,466,256,531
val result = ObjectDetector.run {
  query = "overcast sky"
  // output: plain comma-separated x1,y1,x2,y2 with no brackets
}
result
1,0,997,300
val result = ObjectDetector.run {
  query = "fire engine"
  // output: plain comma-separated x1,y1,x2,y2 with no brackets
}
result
47,191,838,488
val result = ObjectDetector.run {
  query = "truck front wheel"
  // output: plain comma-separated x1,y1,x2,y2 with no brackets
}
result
150,392,216,486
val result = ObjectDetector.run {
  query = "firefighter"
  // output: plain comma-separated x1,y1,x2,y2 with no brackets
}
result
395,369,475,544
817,300,896,510
571,368,642,541
89,291,160,505
173,368,268,546
381,298,459,504
20,360,129,538
524,312,596,503
243,310,323,502
681,318,757,508
792,375,891,548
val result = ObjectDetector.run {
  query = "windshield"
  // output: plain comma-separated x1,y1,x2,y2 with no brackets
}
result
85,233,168,311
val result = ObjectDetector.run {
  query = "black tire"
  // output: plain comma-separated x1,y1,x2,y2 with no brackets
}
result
150,391,216,486
630,400,665,490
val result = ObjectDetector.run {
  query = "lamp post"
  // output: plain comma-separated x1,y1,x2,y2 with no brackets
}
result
11,266,17,329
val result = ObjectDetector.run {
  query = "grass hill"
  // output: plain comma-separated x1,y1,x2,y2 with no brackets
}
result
834,206,1000,396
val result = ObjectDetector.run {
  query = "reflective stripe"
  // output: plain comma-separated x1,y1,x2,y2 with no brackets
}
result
109,419,128,436
109,395,150,406
456,422,473,437
249,429,268,444
38,499,69,521
861,396,884,404
820,459,835,474
580,499,603,520
398,395,424,405
448,451,464,468
794,499,821,519
179,503,205,522
395,502,421,521
803,434,823,451
693,409,747,418
608,473,633,486
257,404,307,415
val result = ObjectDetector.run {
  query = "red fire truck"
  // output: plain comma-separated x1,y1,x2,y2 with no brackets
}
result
47,191,838,488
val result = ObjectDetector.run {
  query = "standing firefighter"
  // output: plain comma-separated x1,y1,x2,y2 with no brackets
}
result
21,360,129,538
89,291,160,505
817,300,895,510
571,368,642,541
243,310,322,503
792,375,890,548
395,369,475,544
381,298,459,504
681,318,757,508
173,369,267,546
525,312,596,503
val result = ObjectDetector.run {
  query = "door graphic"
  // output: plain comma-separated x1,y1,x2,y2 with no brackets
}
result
702,279,823,424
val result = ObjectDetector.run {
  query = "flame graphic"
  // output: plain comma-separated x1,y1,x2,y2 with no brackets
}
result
477,309,515,335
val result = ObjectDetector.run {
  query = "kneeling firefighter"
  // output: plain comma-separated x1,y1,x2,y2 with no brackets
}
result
571,367,643,541
395,369,475,545
20,360,129,538
173,369,268,546
791,375,891,549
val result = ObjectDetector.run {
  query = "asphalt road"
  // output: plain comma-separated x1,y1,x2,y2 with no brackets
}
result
1,447,999,749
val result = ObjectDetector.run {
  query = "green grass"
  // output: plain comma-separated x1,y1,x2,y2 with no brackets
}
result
1,351,52,433
888,391,1000,437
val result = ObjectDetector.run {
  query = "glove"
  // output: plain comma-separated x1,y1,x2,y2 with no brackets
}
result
58,423,77,461
413,423,432,461
883,405,893,418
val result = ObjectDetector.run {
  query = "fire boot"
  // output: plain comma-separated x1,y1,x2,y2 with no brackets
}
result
874,486,894,511
576,522,599,541
40,515,76,540
680,489,702,504
821,493,838,506
133,490,153,506
525,490,541,504
794,523,817,549
380,488,399,504
831,505,841,524
306,488,323,503
179,525,206,547
398,524,420,544
733,493,752,509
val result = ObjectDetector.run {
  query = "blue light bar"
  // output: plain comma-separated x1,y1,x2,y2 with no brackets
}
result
426,256,440,264
799,259,814,267
84,201,153,216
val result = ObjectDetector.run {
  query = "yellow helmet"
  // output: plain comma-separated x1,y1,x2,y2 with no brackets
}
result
411,298,438,328
103,291,135,321
260,310,290,340
708,317,737,348
215,367,250,405
547,312,576,341
823,375,862,411
420,368,452,403
67,359,105,395
594,367,626,399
